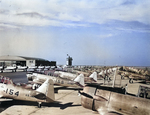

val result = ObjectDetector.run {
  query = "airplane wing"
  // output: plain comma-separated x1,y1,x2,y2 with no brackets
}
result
0,99,13,101
33,78,45,85
30,91,47,100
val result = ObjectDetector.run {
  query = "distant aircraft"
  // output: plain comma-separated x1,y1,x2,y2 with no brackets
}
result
80,84,150,115
0,66,4,73
73,70,90,77
17,66,28,71
27,66,37,72
84,72,97,83
0,76,55,108
27,73,85,89
118,66,150,83
5,66,18,72
54,71,97,83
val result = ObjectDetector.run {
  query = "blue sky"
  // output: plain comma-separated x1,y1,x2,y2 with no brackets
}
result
0,0,150,66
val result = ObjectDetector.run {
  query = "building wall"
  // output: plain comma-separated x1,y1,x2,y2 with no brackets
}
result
26,60,36,67
0,61,16,66
0,56,56,67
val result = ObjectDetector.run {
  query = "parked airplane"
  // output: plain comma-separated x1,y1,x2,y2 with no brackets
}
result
17,66,28,71
80,84,150,115
121,66,150,76
5,66,18,72
27,73,84,89
118,68,150,83
0,66,4,73
84,72,97,83
0,76,55,108
73,70,90,77
54,71,97,83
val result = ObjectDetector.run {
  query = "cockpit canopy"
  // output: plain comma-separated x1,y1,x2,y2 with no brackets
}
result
0,76,13,84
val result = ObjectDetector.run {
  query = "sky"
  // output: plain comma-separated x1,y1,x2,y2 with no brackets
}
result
0,0,150,66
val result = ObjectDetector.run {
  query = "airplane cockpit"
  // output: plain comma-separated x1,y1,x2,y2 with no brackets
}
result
0,76,13,84
137,85,150,99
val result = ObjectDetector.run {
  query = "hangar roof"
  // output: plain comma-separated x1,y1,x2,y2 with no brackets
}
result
0,55,48,61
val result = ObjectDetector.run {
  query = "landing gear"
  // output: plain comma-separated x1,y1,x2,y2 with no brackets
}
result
38,102,42,108
121,75,124,79
129,78,133,83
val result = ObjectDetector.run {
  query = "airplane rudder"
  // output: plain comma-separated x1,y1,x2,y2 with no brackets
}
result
46,79,55,102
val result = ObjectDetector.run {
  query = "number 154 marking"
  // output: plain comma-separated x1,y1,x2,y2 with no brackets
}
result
6,88,19,96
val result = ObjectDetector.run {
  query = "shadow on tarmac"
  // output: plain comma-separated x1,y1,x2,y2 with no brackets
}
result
54,86,82,93
0,99,81,113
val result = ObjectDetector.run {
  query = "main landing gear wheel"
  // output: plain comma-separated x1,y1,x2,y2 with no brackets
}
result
121,75,124,79
38,102,42,108
129,78,133,84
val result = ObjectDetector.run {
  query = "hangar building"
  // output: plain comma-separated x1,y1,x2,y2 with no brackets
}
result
0,55,56,67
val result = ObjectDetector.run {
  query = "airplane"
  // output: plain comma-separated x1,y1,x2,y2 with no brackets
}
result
118,67,150,83
84,72,97,83
98,68,118,83
5,66,18,72
121,66,149,76
73,70,91,77
79,84,150,115
0,66,4,73
36,66,45,72
17,66,28,71
0,75,55,108
54,71,97,83
27,66,38,72
27,72,85,89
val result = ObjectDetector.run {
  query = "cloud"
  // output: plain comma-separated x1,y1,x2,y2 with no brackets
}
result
16,12,44,18
115,27,150,33
0,0,150,28
0,30,56,58
0,9,9,14
0,23,21,30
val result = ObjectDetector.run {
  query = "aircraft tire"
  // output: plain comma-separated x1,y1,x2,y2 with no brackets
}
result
129,78,133,84
121,75,124,79
38,102,42,108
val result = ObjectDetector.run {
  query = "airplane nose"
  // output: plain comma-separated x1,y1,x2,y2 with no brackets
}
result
81,86,96,111
81,85,109,111
81,94,94,110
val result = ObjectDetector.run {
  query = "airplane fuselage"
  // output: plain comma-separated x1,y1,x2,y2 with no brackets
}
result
0,83,46,103
31,74,82,88
81,85,150,115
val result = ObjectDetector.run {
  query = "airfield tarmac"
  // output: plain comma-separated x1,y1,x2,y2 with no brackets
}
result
0,72,98,115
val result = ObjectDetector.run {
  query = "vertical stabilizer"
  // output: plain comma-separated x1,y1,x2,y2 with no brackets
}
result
89,72,97,82
74,74,84,87
36,79,55,102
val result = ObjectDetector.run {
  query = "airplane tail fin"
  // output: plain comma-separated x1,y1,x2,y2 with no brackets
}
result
89,72,97,82
74,74,84,87
36,79,55,102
